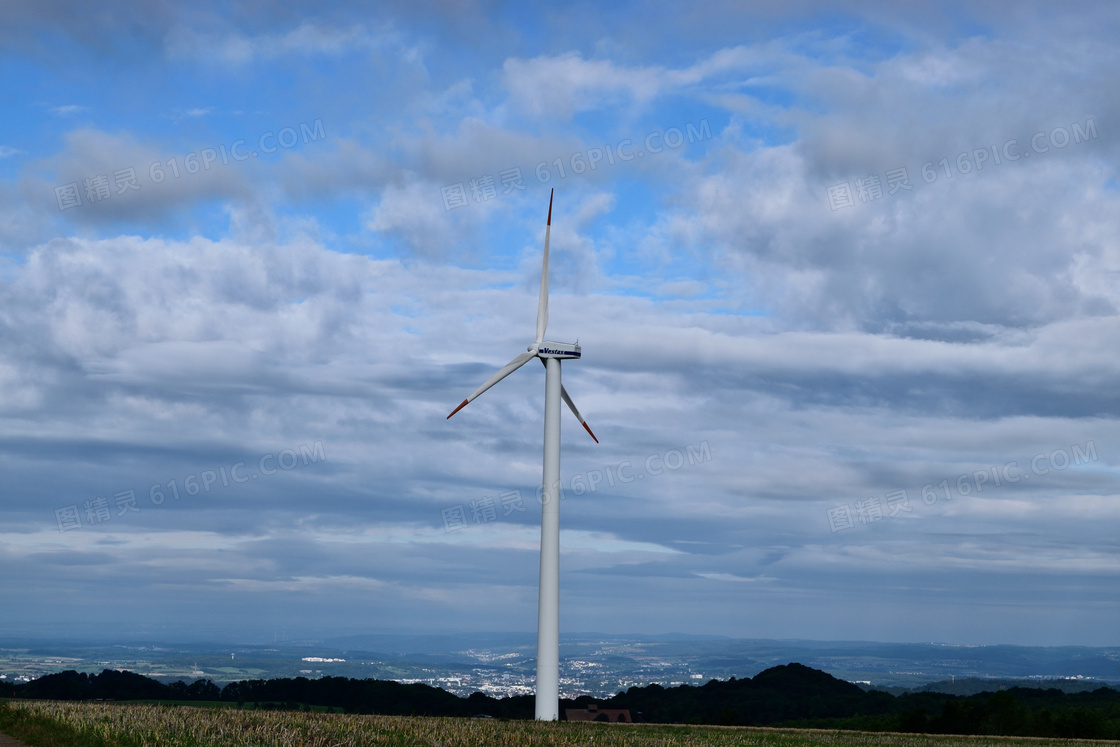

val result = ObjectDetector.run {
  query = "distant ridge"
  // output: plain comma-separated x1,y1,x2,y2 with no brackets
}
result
321,631,729,656
3,635,1119,693
898,677,1120,697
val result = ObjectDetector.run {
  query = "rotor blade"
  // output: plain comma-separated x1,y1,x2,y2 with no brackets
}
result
447,351,536,419
561,384,599,443
535,189,553,345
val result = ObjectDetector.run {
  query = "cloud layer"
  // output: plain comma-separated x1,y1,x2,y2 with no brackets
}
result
0,0,1118,647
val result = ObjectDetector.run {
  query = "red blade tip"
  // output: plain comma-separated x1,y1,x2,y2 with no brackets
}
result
583,421,599,444
547,189,553,226
447,399,469,419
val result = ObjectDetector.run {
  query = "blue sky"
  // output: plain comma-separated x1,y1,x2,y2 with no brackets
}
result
1,0,1119,647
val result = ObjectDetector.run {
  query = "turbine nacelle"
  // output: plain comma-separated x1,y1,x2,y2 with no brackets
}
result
530,341,581,359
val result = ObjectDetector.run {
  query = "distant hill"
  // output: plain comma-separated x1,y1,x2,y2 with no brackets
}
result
574,663,895,725
912,678,1116,696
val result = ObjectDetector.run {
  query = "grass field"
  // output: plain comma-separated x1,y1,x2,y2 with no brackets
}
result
3,699,1119,747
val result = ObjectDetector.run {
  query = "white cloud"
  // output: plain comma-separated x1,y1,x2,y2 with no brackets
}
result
164,21,416,65
49,104,90,116
502,46,773,119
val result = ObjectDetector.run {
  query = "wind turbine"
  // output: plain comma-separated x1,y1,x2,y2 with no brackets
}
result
447,189,597,720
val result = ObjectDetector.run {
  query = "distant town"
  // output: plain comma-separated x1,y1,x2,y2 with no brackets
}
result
2,635,1118,698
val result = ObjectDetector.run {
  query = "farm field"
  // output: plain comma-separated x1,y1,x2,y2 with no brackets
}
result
3,700,1120,747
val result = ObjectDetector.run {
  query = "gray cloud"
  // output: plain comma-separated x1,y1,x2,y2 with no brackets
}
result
1,0,1118,648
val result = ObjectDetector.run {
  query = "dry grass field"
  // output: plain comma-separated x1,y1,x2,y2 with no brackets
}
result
2,699,1119,747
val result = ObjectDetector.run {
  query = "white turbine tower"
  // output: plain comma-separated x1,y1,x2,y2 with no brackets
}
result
447,189,597,720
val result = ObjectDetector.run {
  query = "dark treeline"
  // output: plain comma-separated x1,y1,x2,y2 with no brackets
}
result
577,663,1120,739
2,662,1118,738
0,669,533,719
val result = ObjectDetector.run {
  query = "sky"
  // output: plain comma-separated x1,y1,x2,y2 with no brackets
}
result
1,0,1118,648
